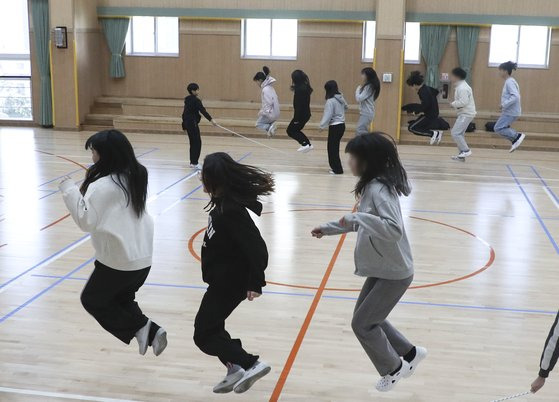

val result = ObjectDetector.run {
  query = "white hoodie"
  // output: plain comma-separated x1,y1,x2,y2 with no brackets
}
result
59,176,154,271
451,80,476,118
259,76,280,121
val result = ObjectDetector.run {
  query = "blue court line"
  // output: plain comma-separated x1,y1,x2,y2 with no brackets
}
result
38,168,83,187
29,273,558,316
531,165,559,205
507,165,559,255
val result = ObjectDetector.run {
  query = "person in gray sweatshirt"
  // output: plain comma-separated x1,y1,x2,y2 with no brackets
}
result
495,61,525,152
449,67,476,161
319,80,348,174
355,68,381,135
311,133,427,393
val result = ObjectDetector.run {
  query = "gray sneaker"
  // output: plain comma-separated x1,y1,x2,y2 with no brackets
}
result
134,319,151,356
152,327,167,356
233,361,271,393
213,364,245,394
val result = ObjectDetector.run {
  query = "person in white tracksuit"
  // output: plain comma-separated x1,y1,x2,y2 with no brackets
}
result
449,67,476,161
253,66,280,137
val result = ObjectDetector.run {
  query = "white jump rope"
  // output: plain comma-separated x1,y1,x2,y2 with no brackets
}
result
215,123,289,156
490,390,532,402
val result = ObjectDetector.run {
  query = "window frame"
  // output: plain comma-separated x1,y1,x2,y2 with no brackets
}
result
126,16,179,58
404,22,421,64
362,21,376,62
240,18,298,60
488,24,551,69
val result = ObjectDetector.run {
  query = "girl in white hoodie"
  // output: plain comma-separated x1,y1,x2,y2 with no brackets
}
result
449,67,476,161
59,130,167,357
253,67,280,137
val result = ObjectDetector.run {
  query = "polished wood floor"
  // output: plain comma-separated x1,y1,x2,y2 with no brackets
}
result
0,127,558,402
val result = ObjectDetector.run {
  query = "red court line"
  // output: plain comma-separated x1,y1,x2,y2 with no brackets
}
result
39,213,71,231
34,149,88,170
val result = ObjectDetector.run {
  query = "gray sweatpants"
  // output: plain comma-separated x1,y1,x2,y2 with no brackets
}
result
351,275,414,376
451,115,473,153
356,114,374,135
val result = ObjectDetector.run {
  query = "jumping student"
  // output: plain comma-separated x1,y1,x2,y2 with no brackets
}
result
530,310,559,394
287,69,313,153
311,133,427,393
253,66,280,138
182,83,217,170
194,152,274,394
355,67,381,135
59,130,167,357
449,67,476,161
403,71,446,145
495,61,525,152
319,80,348,174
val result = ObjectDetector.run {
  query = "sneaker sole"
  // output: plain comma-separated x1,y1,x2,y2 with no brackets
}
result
213,372,245,394
510,134,525,153
153,329,167,356
403,351,427,378
233,366,271,393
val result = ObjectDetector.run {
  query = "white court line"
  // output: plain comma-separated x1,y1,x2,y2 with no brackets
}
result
543,186,559,209
0,387,141,402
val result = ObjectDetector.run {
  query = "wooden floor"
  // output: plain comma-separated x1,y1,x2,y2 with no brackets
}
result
1,126,558,402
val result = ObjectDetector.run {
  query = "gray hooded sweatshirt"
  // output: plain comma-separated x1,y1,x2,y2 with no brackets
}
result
319,94,348,130
355,85,376,118
319,179,413,280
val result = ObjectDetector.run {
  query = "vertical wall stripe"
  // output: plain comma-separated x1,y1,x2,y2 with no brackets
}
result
396,49,404,141
48,40,56,127
73,40,80,127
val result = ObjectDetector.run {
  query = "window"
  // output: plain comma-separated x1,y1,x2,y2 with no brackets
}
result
241,19,298,59
404,22,421,64
362,21,376,61
125,16,179,56
489,24,551,68
0,0,32,120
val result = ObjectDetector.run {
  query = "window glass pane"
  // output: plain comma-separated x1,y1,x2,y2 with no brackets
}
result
0,0,30,54
271,19,297,57
0,59,31,76
132,16,155,53
404,22,421,63
489,25,519,65
0,77,32,120
156,17,179,54
363,21,376,61
518,25,549,66
244,19,271,57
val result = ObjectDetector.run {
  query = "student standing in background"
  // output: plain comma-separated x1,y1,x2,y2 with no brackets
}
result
494,61,525,152
182,83,217,170
449,67,476,161
253,66,280,138
287,70,314,153
355,67,381,135
319,80,348,175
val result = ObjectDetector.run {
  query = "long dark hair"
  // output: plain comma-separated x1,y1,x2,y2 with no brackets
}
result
360,67,381,100
499,61,518,75
201,152,275,211
324,80,340,100
290,69,313,93
345,132,411,197
253,66,270,82
80,130,148,217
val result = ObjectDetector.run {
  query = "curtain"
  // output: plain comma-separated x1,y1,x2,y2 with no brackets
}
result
456,26,480,85
420,25,451,88
30,0,53,127
99,18,130,78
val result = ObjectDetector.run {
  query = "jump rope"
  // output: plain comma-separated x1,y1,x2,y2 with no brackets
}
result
490,390,532,401
215,123,289,156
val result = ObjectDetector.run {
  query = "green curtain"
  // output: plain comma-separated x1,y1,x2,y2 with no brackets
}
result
99,18,130,78
30,0,53,127
420,25,451,88
456,26,480,85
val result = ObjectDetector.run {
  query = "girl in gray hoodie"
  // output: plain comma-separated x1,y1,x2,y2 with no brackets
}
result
311,133,427,393
319,80,348,174
355,68,381,135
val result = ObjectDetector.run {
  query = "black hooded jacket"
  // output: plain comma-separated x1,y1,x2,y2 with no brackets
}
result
417,85,440,119
201,199,268,294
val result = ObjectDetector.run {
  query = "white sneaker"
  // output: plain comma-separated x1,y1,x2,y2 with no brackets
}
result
297,144,314,153
403,346,428,378
233,361,271,394
436,130,443,145
214,364,245,394
135,319,150,356
509,133,525,153
152,327,168,356
267,122,277,138
375,359,409,393
451,150,472,161
429,131,438,145
189,163,203,170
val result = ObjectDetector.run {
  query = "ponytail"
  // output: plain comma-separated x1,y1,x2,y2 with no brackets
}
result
253,66,271,82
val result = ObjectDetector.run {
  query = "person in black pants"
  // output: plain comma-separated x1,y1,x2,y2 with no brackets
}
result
287,70,314,153
181,83,216,170
194,152,274,394
319,80,348,174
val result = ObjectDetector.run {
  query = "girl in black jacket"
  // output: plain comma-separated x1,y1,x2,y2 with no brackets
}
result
194,152,274,394
287,70,314,153
181,83,217,170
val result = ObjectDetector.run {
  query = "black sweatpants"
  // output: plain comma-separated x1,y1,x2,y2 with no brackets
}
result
327,123,345,174
184,120,202,165
286,116,311,146
408,115,438,137
80,260,150,344
194,286,259,370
